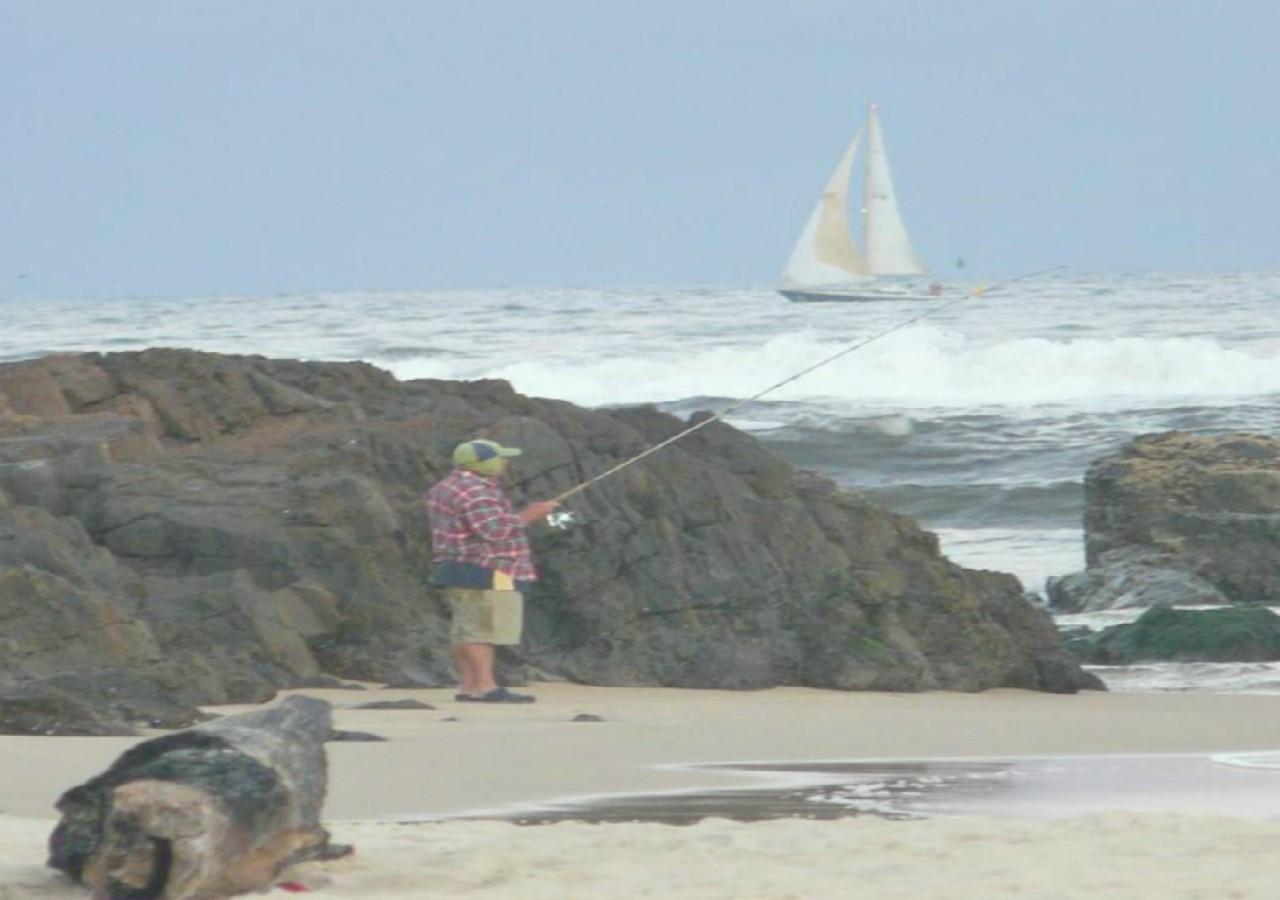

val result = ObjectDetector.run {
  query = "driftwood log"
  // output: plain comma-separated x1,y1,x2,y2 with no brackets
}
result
47,695,347,899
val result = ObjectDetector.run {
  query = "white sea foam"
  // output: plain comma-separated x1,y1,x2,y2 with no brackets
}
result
1087,661,1280,694
1212,751,1280,770
387,325,1280,411
932,527,1083,593
7,277,1278,417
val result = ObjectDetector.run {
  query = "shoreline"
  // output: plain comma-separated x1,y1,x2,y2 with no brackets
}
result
314,683,1280,821
453,750,1280,826
6,684,1280,898
6,683,1280,821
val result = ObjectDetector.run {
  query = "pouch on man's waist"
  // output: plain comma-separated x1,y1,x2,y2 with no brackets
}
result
432,560,526,591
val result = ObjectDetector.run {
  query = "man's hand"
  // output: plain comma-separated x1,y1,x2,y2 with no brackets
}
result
518,499,561,524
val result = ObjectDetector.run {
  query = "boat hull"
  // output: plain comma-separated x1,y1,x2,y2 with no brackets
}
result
779,288,936,303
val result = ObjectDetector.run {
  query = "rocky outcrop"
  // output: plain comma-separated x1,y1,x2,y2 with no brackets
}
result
0,671,210,736
0,350,1098,730
1047,432,1280,612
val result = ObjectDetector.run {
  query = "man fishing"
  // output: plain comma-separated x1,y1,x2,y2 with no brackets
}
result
425,439,559,703
422,268,1058,703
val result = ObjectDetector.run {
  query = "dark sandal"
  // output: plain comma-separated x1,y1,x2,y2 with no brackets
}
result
472,687,535,704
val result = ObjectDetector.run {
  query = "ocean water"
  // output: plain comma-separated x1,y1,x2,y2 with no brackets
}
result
5,269,1279,691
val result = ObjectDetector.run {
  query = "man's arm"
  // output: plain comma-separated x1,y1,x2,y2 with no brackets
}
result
518,500,559,524
462,490,559,539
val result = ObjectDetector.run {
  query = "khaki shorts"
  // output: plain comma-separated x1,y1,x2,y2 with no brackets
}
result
445,587,524,646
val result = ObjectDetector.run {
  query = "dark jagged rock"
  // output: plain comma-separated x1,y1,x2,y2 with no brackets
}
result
0,349,1099,705
0,681,135,736
1048,432,1280,612
1046,547,1229,613
47,695,342,897
1065,603,1280,664
0,668,212,737
328,729,388,742
349,698,435,710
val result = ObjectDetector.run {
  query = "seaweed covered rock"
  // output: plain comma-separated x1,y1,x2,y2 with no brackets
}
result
1065,603,1280,664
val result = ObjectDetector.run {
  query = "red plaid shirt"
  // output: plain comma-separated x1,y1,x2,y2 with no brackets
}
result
425,468,537,582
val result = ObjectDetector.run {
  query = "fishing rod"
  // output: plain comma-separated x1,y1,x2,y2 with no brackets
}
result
547,265,1065,507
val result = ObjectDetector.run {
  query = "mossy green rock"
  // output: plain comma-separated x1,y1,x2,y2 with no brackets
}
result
1067,603,1280,664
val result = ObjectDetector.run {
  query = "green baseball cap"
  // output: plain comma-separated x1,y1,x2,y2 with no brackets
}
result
452,439,522,469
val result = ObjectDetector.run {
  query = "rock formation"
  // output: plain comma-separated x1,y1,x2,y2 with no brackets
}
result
0,350,1098,732
1047,432,1280,612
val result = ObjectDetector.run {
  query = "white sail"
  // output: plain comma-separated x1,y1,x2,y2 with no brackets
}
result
780,128,870,287
862,104,926,275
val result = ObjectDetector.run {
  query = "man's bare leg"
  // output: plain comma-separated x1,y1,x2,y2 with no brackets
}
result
454,643,533,701
452,644,474,695
454,643,497,696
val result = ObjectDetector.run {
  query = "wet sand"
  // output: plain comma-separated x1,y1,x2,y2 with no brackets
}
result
498,753,1280,824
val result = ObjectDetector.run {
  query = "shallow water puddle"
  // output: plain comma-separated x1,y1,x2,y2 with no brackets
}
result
480,755,1280,826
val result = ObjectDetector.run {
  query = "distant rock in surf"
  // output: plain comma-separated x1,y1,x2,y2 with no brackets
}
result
1048,431,1280,613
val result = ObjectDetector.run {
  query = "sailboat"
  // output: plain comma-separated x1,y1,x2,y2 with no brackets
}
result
779,104,934,303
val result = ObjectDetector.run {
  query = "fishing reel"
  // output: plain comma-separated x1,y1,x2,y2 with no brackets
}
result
546,510,578,530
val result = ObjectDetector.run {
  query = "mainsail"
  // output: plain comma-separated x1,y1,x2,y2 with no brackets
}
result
863,104,926,275
780,103,926,291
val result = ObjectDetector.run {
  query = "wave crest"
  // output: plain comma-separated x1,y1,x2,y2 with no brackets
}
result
386,325,1280,409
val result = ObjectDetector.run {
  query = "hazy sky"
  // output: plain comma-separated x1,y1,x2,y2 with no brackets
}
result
3,1,1277,298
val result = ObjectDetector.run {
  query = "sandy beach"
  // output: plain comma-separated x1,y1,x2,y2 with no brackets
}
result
5,683,1280,897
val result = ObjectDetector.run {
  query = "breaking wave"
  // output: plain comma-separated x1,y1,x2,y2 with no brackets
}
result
384,326,1280,411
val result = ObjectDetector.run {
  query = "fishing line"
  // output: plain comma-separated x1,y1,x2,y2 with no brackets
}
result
547,265,1065,511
